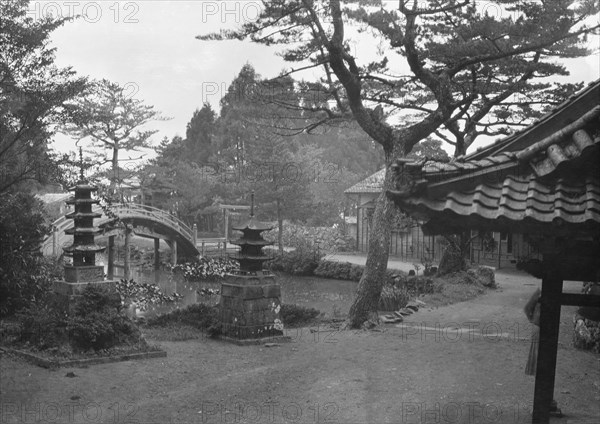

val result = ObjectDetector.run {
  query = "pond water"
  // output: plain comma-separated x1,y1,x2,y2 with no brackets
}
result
110,263,359,319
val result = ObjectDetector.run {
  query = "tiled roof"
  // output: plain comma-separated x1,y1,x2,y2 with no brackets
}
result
423,153,516,177
388,79,600,236
344,168,385,194
466,80,600,160
396,174,600,235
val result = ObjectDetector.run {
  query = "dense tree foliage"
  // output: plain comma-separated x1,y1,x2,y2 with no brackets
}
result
186,103,217,165
0,0,86,194
143,64,372,232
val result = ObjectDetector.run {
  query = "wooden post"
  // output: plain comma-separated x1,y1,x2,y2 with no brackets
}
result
107,235,115,279
224,209,229,251
171,239,177,265
497,233,502,269
154,238,160,270
531,255,563,424
193,223,197,246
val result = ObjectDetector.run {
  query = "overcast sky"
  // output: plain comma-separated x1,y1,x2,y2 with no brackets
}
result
38,0,600,158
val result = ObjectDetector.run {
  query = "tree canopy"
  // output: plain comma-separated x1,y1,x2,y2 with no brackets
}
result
61,78,166,199
0,0,86,194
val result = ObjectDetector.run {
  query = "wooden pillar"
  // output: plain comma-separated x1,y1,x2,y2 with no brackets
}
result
124,225,131,280
171,239,177,265
107,235,115,280
532,255,563,424
192,223,198,246
154,238,160,270
497,233,502,269
224,209,229,251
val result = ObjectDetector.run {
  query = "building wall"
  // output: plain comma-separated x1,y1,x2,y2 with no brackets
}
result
354,200,540,268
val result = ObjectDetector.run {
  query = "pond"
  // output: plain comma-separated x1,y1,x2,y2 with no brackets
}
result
109,263,359,319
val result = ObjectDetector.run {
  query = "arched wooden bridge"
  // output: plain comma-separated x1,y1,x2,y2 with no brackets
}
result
41,203,200,261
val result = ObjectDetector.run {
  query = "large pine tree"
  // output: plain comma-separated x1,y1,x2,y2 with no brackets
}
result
198,0,599,327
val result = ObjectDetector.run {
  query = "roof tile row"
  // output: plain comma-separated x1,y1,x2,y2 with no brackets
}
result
397,174,600,227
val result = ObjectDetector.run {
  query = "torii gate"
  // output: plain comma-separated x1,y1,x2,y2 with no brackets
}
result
387,81,600,423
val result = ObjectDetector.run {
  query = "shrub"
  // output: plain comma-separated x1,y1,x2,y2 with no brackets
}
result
269,248,322,276
573,318,600,353
314,260,404,285
145,303,218,328
393,275,436,295
66,310,140,351
279,304,320,327
169,257,237,281
0,193,54,317
378,285,410,311
144,303,221,337
0,255,63,317
264,221,355,253
16,284,143,352
15,303,68,349
145,303,322,332
314,260,364,281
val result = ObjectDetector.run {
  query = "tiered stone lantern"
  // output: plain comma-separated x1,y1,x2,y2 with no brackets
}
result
218,193,287,343
53,155,115,310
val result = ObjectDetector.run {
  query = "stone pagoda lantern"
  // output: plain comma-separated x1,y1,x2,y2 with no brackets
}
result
218,193,287,343
53,151,115,309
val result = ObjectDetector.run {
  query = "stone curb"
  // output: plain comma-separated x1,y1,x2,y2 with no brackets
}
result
216,335,292,346
0,346,167,369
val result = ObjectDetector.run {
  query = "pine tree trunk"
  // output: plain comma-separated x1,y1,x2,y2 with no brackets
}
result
437,232,470,275
347,167,396,328
110,145,119,200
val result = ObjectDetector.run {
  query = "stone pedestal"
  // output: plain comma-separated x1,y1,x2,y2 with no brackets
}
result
64,265,104,283
52,279,118,314
219,271,288,343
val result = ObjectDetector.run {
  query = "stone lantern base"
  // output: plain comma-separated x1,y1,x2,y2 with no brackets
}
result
63,265,105,283
218,271,290,344
52,278,118,314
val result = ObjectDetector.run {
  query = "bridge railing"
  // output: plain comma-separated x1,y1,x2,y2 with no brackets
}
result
41,203,196,256
109,203,195,241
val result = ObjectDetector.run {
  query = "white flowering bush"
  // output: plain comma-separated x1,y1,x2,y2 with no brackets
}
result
116,279,183,311
168,257,237,281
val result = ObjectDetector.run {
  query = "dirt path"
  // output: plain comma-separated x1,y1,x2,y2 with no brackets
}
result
1,270,599,424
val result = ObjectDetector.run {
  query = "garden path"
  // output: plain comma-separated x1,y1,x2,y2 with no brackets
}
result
1,270,598,424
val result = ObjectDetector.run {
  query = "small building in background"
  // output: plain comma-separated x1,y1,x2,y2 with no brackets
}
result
344,169,540,268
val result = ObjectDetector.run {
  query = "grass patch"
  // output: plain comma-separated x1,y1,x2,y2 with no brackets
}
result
141,324,206,341
141,302,324,335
